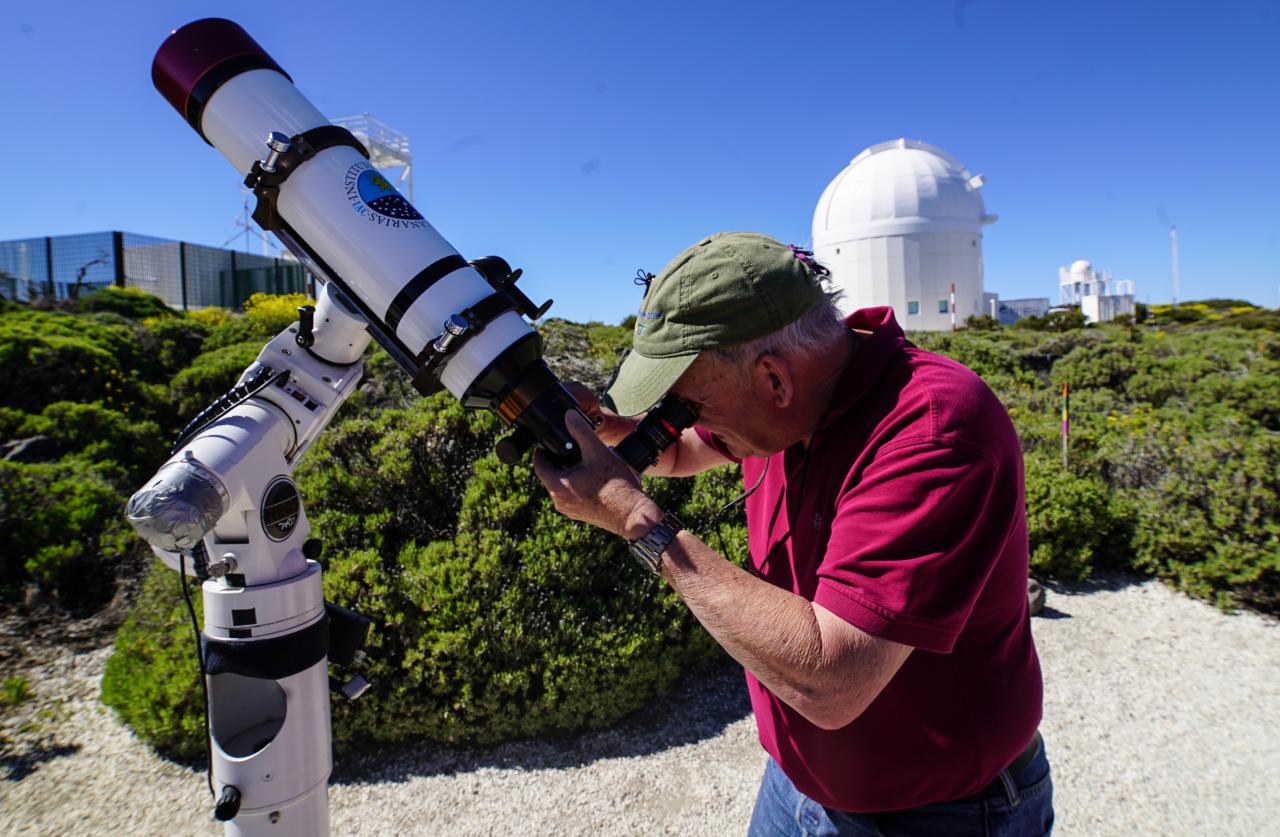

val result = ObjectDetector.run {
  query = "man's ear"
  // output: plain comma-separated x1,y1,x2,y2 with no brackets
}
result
755,354,794,409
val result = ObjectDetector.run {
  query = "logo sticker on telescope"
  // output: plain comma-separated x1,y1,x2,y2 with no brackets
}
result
344,161,427,228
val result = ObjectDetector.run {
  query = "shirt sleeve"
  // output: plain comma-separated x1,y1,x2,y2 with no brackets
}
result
812,439,1017,654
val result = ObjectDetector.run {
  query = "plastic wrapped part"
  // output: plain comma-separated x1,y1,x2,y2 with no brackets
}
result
126,458,230,551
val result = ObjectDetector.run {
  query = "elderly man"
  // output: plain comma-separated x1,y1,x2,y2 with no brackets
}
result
533,232,1052,835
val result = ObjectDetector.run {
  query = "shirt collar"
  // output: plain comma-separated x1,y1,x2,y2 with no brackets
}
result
813,306,909,436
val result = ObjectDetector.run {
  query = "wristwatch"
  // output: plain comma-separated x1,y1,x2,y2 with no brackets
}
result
628,513,684,575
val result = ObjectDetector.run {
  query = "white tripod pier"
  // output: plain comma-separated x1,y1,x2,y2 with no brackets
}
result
128,280,374,835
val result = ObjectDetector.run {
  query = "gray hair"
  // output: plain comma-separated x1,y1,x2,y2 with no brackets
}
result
709,285,846,374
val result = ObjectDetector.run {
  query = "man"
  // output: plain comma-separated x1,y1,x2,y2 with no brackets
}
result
533,232,1052,835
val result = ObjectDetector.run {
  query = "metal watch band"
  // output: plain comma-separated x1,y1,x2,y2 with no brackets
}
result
627,513,684,575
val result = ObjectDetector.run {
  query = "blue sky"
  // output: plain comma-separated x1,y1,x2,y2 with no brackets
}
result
1,0,1276,322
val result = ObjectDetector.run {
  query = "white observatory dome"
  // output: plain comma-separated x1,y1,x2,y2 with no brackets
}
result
1070,259,1092,275
814,138,995,239
812,138,997,330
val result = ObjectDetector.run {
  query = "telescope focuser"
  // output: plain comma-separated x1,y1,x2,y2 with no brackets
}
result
614,395,699,473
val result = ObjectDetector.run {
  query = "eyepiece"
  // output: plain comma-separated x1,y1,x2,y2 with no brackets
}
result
614,396,698,473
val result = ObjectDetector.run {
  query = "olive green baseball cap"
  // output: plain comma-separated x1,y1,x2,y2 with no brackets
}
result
605,231,827,416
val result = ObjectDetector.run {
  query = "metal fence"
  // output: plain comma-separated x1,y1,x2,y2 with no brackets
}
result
0,231,307,310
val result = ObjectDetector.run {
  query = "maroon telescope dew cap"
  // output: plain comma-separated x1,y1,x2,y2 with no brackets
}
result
152,18,291,141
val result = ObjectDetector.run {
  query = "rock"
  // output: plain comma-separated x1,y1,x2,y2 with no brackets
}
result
1028,578,1046,616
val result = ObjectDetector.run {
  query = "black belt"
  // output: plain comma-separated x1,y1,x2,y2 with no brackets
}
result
954,730,1043,803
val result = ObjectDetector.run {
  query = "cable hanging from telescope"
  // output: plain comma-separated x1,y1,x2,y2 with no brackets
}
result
179,547,216,799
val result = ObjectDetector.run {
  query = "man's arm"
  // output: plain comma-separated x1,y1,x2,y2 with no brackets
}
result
534,412,912,730
656,523,912,729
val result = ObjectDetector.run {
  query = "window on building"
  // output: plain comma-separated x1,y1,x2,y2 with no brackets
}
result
907,300,919,315
938,299,950,313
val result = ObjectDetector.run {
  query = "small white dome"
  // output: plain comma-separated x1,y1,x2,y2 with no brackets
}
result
813,138,995,243
1070,259,1093,274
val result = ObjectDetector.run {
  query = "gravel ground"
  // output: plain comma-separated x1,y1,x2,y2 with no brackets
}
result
2,576,1277,836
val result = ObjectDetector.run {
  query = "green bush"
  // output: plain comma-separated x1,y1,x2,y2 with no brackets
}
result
1016,309,1087,332
1,676,33,707
1216,308,1280,331
0,460,141,607
1023,453,1131,579
0,309,161,413
536,319,633,391
200,294,312,351
79,286,174,321
185,307,235,329
964,314,1001,331
105,386,748,755
143,316,212,374
101,563,206,759
0,295,320,609
908,320,1280,605
48,294,1280,759
168,341,263,417
1051,342,1140,392
243,292,313,336
1129,432,1279,610
202,316,263,351
3,401,165,483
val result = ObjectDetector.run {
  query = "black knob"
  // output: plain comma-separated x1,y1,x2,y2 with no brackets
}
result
296,305,316,348
214,785,241,822
303,538,323,561
494,426,537,465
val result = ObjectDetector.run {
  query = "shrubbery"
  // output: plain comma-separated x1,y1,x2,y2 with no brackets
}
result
0,457,148,609
168,341,264,416
79,286,176,321
104,345,748,757
4,289,1277,755
927,305,1279,607
0,290,232,603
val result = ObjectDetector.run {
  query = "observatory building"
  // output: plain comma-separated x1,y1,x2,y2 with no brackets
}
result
812,139,997,331
1058,260,1135,324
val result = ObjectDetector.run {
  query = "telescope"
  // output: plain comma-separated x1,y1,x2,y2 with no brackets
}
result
128,18,696,835
152,17,584,465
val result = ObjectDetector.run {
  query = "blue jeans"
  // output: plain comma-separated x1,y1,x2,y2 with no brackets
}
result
747,739,1054,837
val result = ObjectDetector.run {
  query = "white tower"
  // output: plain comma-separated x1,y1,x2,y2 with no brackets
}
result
812,139,997,331
1058,259,1135,324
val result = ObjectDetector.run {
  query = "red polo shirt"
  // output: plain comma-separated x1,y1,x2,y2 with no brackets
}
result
697,307,1042,813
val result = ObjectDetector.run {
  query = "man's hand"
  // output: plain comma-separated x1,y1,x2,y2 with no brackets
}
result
533,410,663,539
562,381,636,446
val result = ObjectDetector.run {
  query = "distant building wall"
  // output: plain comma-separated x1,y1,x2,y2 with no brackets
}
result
0,231,306,309
997,297,1051,325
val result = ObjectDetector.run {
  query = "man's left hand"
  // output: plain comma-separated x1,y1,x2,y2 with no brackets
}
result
532,411,662,538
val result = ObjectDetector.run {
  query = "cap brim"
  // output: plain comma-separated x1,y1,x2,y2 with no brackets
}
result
604,350,698,417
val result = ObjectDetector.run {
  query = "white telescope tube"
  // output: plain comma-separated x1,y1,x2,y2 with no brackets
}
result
153,20,526,399
153,20,586,472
